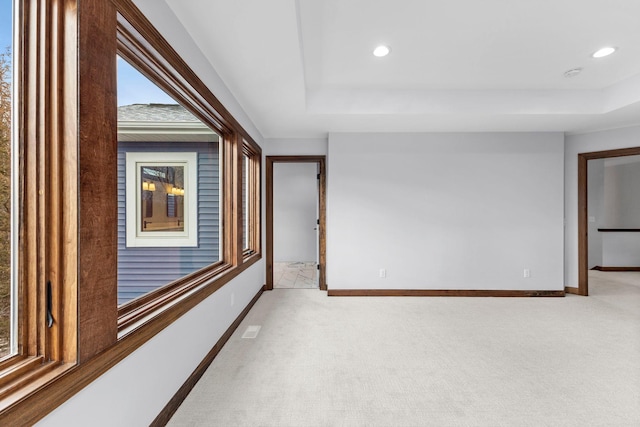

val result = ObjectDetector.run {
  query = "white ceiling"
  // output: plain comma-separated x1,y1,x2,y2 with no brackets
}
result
164,0,640,138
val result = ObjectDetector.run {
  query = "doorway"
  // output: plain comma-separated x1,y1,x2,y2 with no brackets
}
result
266,156,326,290
576,146,640,296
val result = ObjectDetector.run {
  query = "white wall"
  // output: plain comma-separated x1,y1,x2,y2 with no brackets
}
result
327,132,564,291
564,125,640,287
264,138,328,156
600,157,640,266
587,159,604,268
585,156,640,269
603,157,640,227
602,233,640,266
273,163,318,262
39,1,267,424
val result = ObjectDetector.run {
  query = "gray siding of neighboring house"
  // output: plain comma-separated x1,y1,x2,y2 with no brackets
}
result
117,141,220,305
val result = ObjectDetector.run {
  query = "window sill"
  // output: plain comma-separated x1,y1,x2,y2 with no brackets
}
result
118,261,231,334
0,361,76,424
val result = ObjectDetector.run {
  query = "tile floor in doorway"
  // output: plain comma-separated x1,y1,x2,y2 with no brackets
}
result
273,262,318,288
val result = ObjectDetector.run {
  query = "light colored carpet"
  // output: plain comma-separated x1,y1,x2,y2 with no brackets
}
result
167,271,640,426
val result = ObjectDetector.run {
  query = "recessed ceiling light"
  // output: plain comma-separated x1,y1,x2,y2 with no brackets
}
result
373,45,390,57
564,67,583,78
592,47,617,58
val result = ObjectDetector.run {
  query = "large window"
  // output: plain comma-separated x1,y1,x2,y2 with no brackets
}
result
113,11,262,332
0,0,261,423
0,0,13,360
116,57,223,306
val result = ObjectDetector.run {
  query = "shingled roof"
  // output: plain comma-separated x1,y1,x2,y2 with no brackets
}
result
118,103,199,122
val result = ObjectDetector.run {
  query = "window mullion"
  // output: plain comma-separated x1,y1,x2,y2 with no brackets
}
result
241,139,261,259
76,0,119,362
17,0,82,364
223,133,242,267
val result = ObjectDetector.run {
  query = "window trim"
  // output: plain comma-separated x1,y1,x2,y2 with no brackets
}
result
242,139,262,259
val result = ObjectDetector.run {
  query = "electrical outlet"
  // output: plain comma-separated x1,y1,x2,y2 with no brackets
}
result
523,269,531,278
379,268,386,278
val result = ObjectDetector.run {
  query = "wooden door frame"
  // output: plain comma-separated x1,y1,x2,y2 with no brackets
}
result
574,146,640,296
266,156,327,291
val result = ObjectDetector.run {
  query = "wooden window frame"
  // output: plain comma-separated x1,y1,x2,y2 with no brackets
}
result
114,3,263,331
115,25,232,329
0,0,81,409
242,139,261,260
0,0,262,423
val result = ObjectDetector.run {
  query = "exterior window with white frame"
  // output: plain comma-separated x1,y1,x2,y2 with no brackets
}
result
125,152,198,247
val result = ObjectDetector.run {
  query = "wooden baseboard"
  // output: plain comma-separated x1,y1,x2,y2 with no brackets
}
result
564,286,584,295
327,289,565,297
150,287,264,426
591,266,640,272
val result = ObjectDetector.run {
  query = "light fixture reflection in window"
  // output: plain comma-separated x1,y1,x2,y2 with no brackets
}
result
142,182,156,191
170,187,184,196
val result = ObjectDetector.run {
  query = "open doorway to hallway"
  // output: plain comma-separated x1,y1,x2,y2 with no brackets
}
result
577,147,640,295
272,162,319,288
266,156,326,290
